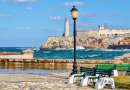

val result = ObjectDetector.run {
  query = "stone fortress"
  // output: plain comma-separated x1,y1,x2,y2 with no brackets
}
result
40,16,130,49
76,24,130,38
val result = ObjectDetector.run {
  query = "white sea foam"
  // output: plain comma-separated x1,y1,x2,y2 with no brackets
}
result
85,49,91,51
101,49,130,52
55,46,85,50
55,48,67,50
43,51,51,53
16,47,39,51
76,46,85,50
88,54,98,57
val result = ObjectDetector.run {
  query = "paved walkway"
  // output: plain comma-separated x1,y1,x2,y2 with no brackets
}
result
0,73,122,90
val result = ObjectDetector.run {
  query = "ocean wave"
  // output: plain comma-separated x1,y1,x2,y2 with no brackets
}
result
55,46,85,50
100,49,130,52
88,54,98,57
76,46,85,50
85,49,91,51
55,48,67,50
16,47,39,51
43,51,51,53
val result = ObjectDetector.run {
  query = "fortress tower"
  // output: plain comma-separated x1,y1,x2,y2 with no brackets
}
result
64,16,69,37
98,24,104,29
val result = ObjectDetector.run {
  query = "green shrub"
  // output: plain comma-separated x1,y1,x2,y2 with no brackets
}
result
124,37,130,40
52,41,58,45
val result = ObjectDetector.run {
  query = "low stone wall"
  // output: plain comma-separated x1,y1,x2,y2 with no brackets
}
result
114,53,130,64
0,58,114,70
0,53,129,70
0,50,34,59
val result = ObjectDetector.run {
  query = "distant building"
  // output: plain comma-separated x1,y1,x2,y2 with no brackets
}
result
62,17,130,39
63,16,69,37
119,40,130,45
76,24,130,38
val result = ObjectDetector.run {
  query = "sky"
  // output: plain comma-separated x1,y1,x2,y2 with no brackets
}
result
0,0,130,47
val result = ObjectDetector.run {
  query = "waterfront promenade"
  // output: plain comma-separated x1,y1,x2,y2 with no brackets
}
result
0,73,122,90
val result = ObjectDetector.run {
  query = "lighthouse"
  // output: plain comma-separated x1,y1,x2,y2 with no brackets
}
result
64,16,69,37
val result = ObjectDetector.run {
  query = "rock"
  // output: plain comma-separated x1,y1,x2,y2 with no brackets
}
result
40,37,120,50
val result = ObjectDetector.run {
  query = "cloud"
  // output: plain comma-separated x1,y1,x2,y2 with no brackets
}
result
0,14,12,18
25,7,33,11
103,13,118,17
43,29,63,32
0,28,8,30
70,20,89,26
49,16,64,21
77,21,89,26
107,25,125,29
79,12,97,17
2,0,40,3
17,7,33,11
45,9,60,12
62,1,85,6
45,9,53,12
17,28,31,30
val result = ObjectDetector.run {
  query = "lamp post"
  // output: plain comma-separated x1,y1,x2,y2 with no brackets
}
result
70,5,78,74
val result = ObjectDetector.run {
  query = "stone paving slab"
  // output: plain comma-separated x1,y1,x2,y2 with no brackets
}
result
0,73,123,90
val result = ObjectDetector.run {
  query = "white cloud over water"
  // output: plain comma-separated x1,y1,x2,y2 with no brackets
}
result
62,1,85,6
49,16,64,21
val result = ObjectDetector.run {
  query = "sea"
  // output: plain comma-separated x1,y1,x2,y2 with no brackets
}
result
0,47,130,74
0,46,130,60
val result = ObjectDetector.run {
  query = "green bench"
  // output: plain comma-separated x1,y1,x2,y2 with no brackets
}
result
67,67,94,84
80,68,113,88
95,64,130,76
74,67,94,77
95,64,115,69
116,64,130,71
95,64,130,70
89,68,113,79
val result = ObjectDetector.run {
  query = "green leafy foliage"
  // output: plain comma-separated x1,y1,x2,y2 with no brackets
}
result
124,37,130,40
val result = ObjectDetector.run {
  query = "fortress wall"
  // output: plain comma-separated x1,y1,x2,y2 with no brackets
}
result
99,29,130,37
47,36,73,43
76,30,100,38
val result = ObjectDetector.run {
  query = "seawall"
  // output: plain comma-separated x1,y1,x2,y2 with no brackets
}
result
0,58,114,70
0,50,34,59
108,45,130,49
0,53,130,70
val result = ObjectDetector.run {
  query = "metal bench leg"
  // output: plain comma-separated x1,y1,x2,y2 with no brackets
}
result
95,78,115,89
80,76,89,86
113,70,118,76
125,71,130,76
67,74,83,84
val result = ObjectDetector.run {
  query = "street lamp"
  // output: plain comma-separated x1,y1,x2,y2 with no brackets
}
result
70,5,79,74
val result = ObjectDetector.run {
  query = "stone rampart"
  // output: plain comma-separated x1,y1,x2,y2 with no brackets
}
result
0,50,34,59
47,36,73,43
76,30,100,38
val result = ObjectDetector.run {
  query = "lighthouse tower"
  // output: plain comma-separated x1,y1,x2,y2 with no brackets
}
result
64,16,69,37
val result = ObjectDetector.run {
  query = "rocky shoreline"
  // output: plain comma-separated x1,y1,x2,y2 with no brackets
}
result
40,37,120,50
0,73,122,90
